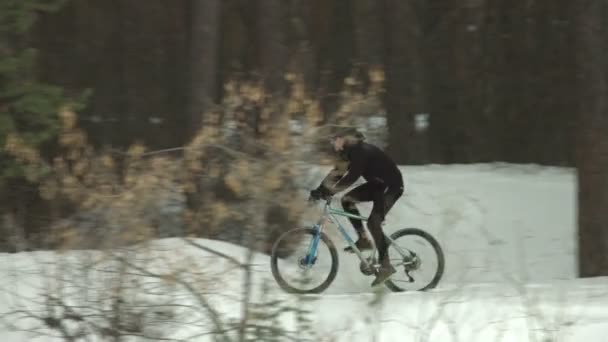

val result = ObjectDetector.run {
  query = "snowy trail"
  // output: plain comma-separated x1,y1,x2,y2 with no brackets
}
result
302,164,577,294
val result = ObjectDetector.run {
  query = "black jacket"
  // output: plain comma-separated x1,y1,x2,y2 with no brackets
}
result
321,141,404,194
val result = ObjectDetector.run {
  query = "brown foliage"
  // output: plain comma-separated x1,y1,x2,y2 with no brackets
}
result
3,71,386,255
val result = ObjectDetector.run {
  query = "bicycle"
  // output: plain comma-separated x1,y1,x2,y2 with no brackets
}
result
270,196,445,294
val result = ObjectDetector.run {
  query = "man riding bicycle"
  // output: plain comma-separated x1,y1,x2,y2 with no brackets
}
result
309,128,404,286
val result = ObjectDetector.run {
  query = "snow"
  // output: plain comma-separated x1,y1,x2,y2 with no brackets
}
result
1,163,607,341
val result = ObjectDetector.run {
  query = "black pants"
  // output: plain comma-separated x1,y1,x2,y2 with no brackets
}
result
341,182,404,263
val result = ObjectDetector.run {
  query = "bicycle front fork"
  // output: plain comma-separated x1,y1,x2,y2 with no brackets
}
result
304,223,322,266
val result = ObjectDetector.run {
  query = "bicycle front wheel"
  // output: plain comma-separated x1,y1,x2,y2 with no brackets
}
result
270,227,339,294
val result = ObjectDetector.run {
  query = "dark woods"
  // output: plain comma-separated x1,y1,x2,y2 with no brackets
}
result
30,0,576,164
2,0,607,276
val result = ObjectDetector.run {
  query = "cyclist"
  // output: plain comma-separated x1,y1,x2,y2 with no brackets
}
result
309,127,404,286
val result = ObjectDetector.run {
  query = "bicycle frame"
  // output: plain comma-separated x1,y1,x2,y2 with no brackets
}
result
305,198,411,269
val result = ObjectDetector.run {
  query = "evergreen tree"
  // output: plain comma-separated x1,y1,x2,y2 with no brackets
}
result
0,0,89,184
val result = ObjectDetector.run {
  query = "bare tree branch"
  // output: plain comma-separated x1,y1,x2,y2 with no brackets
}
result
108,253,231,342
182,237,245,269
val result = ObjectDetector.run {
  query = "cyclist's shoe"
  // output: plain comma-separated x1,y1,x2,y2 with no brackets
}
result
344,237,373,253
371,260,396,287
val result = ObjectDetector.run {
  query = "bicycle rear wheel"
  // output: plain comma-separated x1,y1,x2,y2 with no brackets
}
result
384,228,445,292
270,227,339,294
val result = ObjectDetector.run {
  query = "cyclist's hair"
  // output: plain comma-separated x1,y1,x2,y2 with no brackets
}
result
334,127,365,142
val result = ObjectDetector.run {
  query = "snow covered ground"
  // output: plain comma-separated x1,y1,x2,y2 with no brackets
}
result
1,163,607,341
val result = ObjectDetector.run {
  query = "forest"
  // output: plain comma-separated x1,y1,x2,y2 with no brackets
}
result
0,0,606,277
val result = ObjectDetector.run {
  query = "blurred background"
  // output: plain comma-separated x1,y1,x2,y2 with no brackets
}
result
0,0,605,276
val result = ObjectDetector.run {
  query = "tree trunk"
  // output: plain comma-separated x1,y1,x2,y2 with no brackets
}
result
285,0,317,91
384,0,426,164
257,0,288,95
576,0,608,277
189,0,221,136
352,0,384,66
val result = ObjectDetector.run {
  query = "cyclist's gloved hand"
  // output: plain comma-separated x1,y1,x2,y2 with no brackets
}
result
309,186,332,202
309,188,323,201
